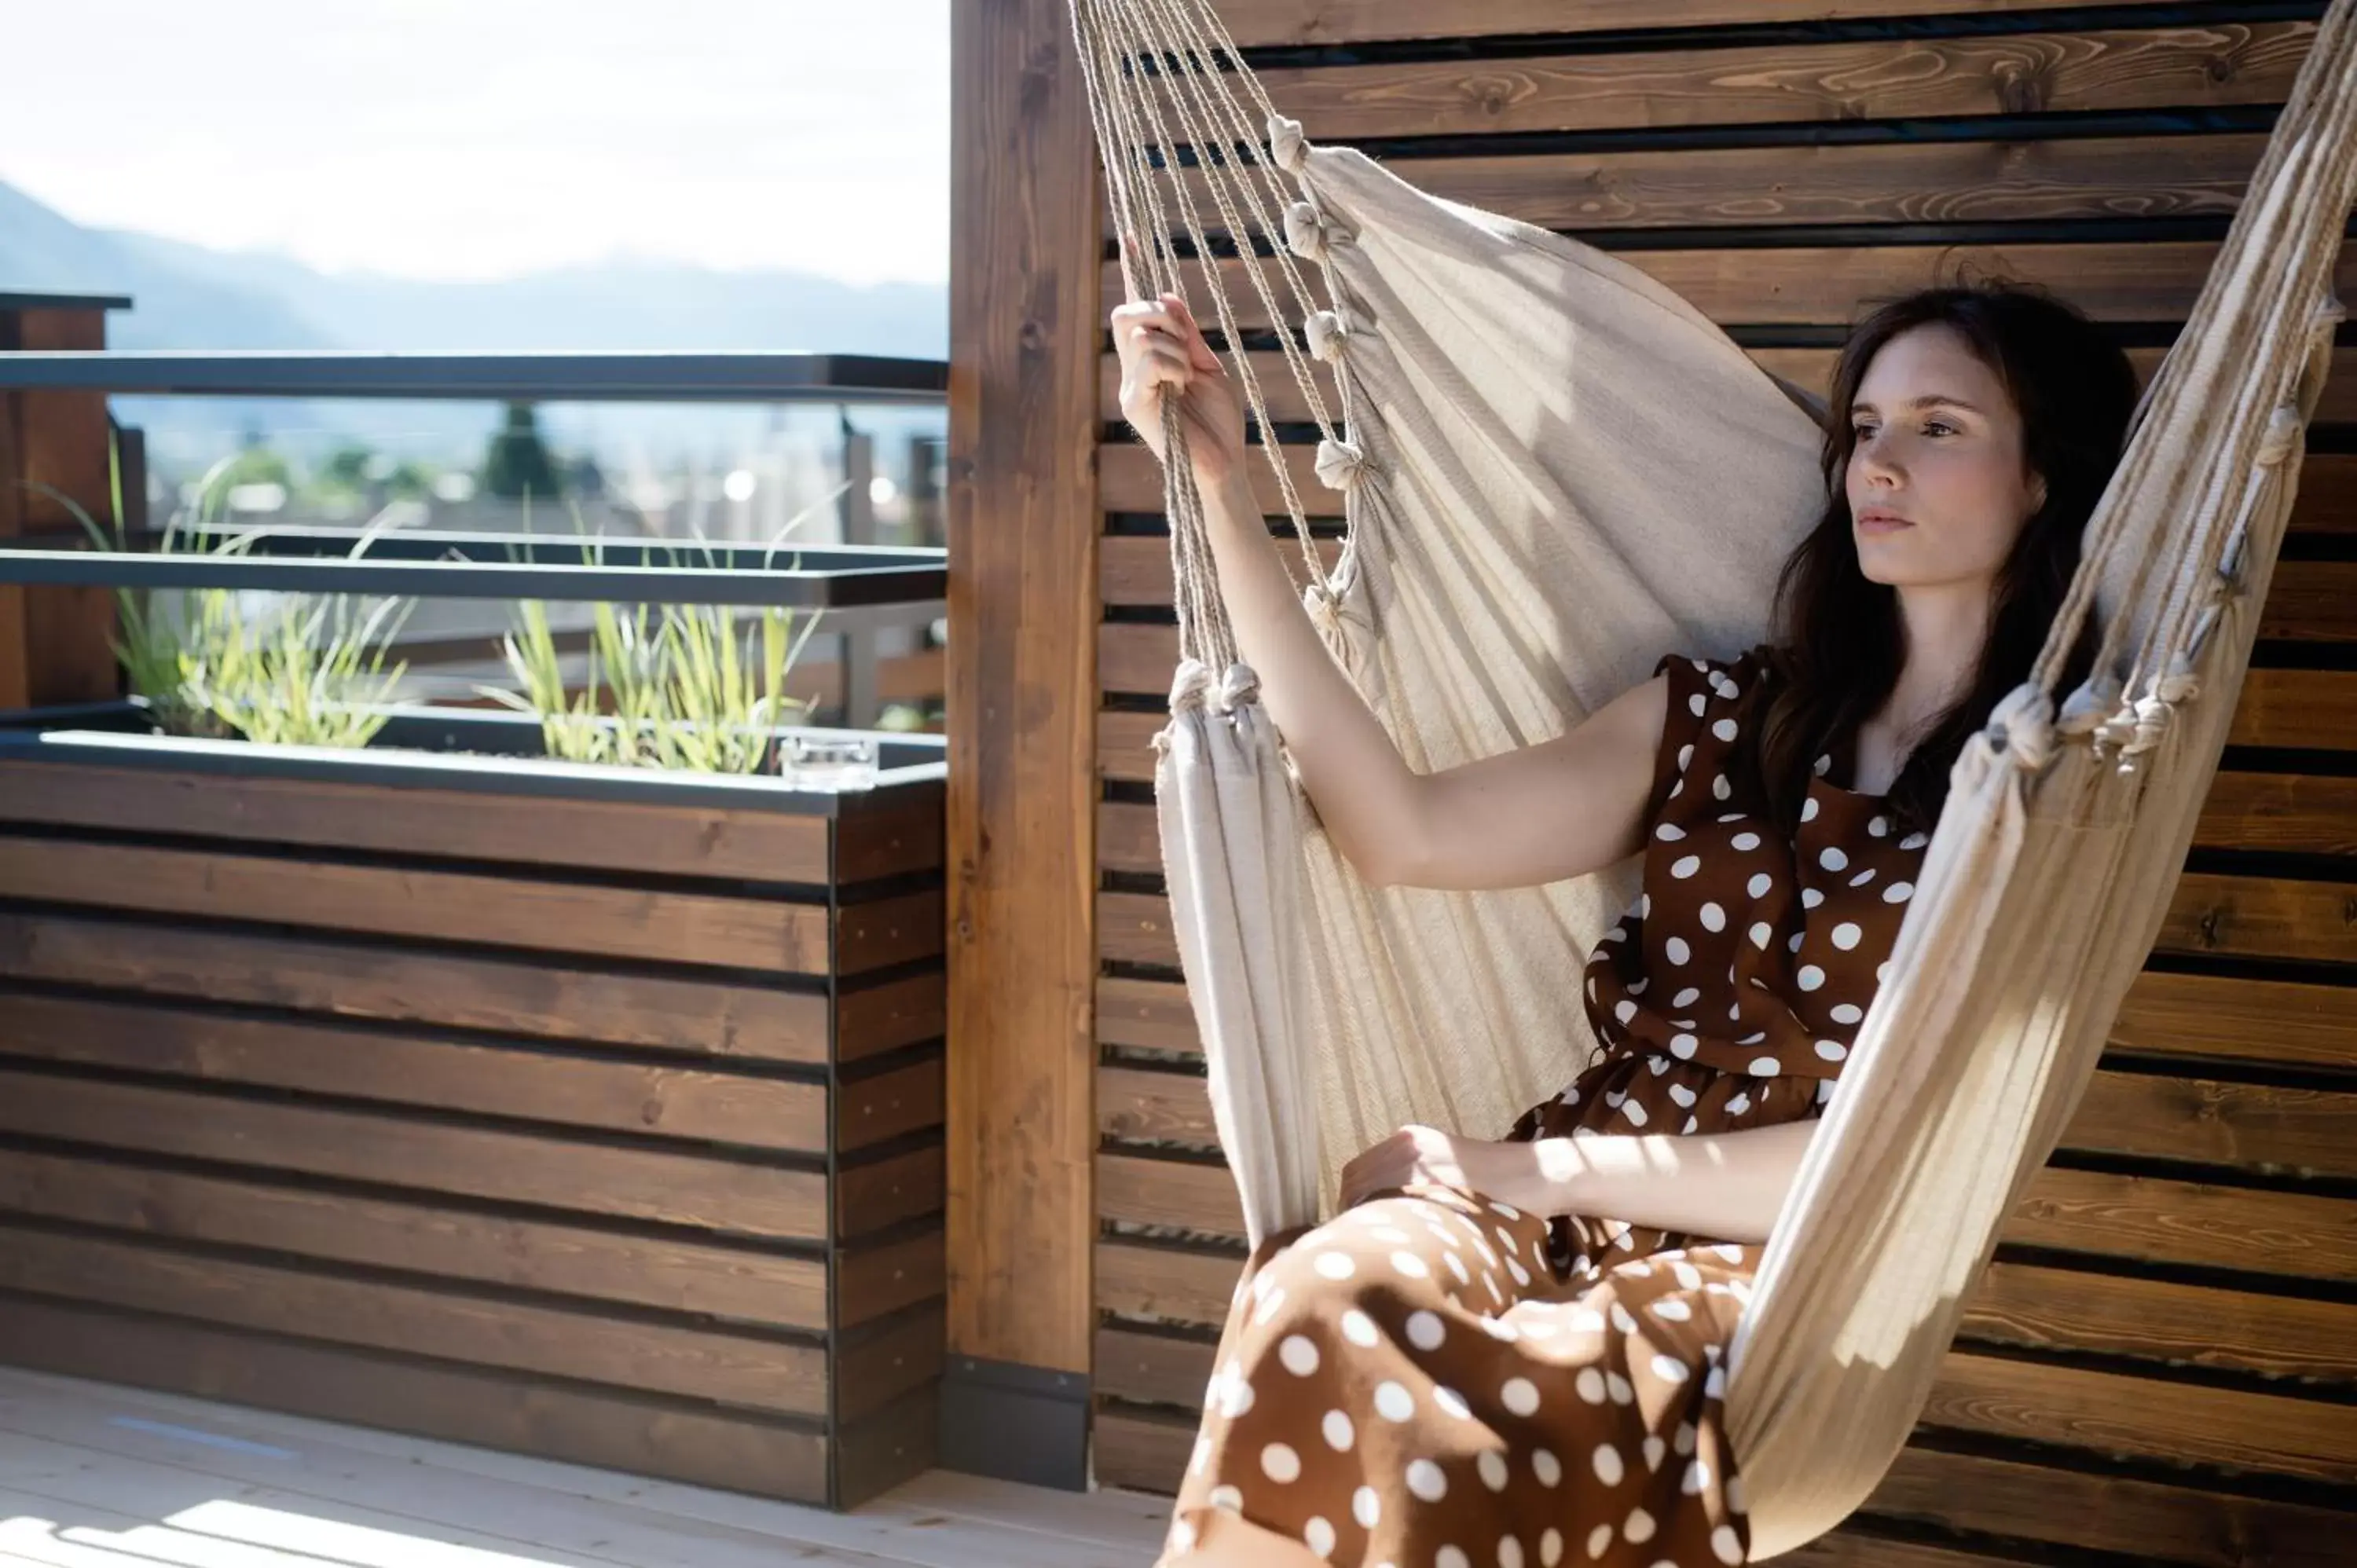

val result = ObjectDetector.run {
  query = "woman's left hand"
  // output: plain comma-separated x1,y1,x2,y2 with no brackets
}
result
1339,1125,1516,1211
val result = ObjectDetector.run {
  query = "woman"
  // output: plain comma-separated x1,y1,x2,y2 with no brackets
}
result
1109,280,2139,1568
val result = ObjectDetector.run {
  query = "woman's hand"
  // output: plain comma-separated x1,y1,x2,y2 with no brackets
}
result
1110,292,1249,488
1339,1124,1518,1211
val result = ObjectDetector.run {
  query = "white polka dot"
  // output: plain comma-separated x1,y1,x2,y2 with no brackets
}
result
1690,693,1707,717
1677,745,1694,773
1798,965,1826,991
1656,822,1685,841
1714,1525,1746,1565
1611,1302,1637,1333
1813,753,1832,776
1831,1003,1864,1025
1726,1475,1749,1515
1801,887,1825,909
1732,831,1761,851
1788,930,1805,953
1671,985,1701,1008
1541,1529,1563,1567
1314,1251,1355,1280
1699,901,1726,932
1652,1297,1692,1322
1802,797,1820,822
1725,1094,1751,1116
1354,1486,1380,1527
1742,873,1770,900
1376,1381,1416,1422
1279,1335,1320,1376
1391,1251,1431,1279
1252,1285,1287,1326
1606,1372,1634,1405
1713,775,1732,800
1214,1365,1255,1418
1816,1039,1847,1061
1210,1484,1244,1512
1622,1508,1656,1544
1584,1524,1612,1560
1664,936,1691,965
1342,1310,1380,1346
1478,1449,1512,1493
1621,1099,1648,1127
1438,1548,1469,1568
1850,866,1878,887
1878,962,1892,984
1670,855,1701,880
1593,1445,1626,1486
1651,1354,1691,1385
1614,1000,1638,1027
1406,1310,1446,1351
1675,1422,1697,1457
1668,1083,1696,1108
1533,1449,1563,1487
1711,718,1737,742
1831,921,1863,951
1901,832,1929,850
1747,1056,1781,1076
1574,1368,1606,1405
1435,1387,1473,1420
1682,1458,1714,1496
1668,1032,1697,1059
1323,1409,1356,1451
1501,1377,1541,1417
1499,1536,1525,1568
1305,1518,1336,1559
1885,881,1915,903
1406,1459,1449,1502
1749,921,1772,949
1445,1252,1471,1284
1169,1519,1197,1555
1706,1363,1728,1398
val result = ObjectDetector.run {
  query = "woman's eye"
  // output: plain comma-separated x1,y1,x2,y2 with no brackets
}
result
1851,423,1877,440
1923,421,1958,438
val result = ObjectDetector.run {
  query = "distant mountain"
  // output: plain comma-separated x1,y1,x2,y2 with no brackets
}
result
0,179,945,356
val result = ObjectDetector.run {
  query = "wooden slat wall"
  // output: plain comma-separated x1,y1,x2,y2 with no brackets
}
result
0,760,948,1509
1091,2,2357,1562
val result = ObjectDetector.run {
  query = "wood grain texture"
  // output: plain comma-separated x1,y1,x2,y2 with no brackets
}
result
0,989,831,1152
0,1068,828,1240
1250,23,2315,141
11,308,116,706
946,0,1102,1378
0,1291,834,1504
0,760,836,883
0,910,837,1061
1105,241,2357,332
0,833,834,973
0,1145,831,1328
0,1222,832,1416
1212,0,2233,49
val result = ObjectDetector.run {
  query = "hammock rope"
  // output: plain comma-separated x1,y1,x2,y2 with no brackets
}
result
1072,0,2357,1554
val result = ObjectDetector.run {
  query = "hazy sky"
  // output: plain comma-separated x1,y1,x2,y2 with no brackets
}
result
1,0,950,284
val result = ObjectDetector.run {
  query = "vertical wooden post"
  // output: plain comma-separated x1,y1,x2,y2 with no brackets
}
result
0,302,122,707
943,0,1102,1489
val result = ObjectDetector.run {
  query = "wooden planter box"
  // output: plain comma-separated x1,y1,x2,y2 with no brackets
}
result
0,706,946,1508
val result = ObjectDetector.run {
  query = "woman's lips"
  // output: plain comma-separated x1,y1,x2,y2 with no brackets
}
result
1856,510,1913,535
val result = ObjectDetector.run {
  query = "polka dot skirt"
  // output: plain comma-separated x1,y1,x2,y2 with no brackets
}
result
1157,651,1926,1567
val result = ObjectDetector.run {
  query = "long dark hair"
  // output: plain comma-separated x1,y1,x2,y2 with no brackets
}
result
1733,284,2139,837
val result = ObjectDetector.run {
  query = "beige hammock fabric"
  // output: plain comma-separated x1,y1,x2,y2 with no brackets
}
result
1074,0,2357,1556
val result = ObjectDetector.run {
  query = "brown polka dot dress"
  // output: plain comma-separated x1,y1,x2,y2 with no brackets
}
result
1156,650,1929,1568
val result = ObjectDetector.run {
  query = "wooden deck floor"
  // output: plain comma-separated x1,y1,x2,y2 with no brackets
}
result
0,1370,1171,1567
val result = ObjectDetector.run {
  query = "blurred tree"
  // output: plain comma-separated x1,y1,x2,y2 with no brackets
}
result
482,401,563,501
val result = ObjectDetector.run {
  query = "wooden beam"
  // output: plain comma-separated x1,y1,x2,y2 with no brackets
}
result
9,307,118,705
945,0,1102,1479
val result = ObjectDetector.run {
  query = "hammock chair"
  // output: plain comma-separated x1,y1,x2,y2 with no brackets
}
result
1072,0,2357,1555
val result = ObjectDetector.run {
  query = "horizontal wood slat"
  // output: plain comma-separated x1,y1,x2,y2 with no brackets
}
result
0,1222,833,1416
0,1145,830,1329
0,1068,828,1241
0,910,843,1061
1142,133,2271,241
1214,0,2232,49
1102,968,2357,1074
0,1291,834,1504
1250,23,2315,141
0,761,836,884
1100,1152,2357,1284
1108,870,2357,974
1102,353,2357,430
0,991,832,1153
1102,626,2357,753
0,833,832,974
1105,242,2357,332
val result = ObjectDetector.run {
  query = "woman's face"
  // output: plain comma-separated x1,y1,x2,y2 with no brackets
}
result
1845,323,2047,589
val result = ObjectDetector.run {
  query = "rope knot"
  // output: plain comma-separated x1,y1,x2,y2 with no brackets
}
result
2124,694,2172,756
2156,653,2201,705
2255,404,2303,469
1168,658,1215,714
1314,438,1368,493
1305,309,1351,364
1219,662,1262,712
1284,201,1334,264
2057,675,2122,737
1266,115,1308,176
1986,683,2057,771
